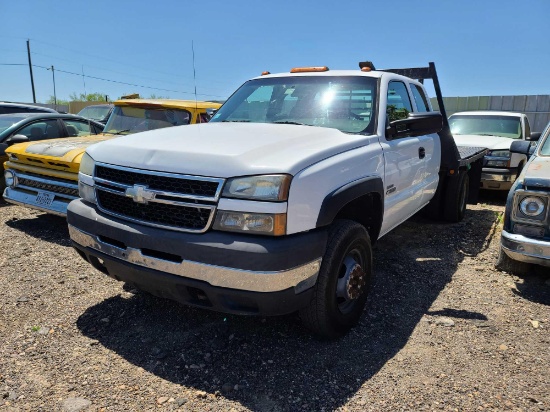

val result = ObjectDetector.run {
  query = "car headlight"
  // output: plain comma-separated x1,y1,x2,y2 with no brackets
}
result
487,150,510,158
222,175,291,201
4,170,17,188
78,181,97,204
519,196,545,217
213,211,286,236
80,152,95,176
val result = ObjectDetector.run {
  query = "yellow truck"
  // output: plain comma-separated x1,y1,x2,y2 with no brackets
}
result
3,98,221,215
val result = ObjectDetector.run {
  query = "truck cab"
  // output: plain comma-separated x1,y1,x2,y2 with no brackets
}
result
3,99,221,215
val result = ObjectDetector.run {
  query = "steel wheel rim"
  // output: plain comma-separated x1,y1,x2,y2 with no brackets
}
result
335,247,367,314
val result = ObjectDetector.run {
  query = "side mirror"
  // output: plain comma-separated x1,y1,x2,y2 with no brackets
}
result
527,132,541,141
386,112,443,140
5,134,29,145
510,140,531,155
205,108,218,120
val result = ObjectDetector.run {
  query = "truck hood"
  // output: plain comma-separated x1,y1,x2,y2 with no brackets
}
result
8,134,114,162
521,156,550,189
453,134,518,151
87,123,370,177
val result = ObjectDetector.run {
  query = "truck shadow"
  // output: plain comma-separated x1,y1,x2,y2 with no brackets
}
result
4,213,70,246
512,269,550,306
76,208,497,411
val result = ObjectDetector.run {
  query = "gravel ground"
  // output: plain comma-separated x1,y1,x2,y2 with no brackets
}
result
0,194,548,412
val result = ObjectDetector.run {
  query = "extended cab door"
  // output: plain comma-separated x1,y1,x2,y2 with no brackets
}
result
378,80,438,236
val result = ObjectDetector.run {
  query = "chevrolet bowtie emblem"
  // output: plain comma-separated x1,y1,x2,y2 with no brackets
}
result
125,184,154,204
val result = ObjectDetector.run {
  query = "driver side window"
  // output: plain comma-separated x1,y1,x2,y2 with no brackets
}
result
16,119,63,141
387,81,412,122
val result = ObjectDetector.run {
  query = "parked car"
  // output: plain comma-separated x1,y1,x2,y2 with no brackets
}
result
449,111,539,190
3,99,222,214
497,121,550,274
0,113,104,192
77,104,114,124
0,102,57,115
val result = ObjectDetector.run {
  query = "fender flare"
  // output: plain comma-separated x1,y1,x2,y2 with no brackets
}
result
316,176,384,233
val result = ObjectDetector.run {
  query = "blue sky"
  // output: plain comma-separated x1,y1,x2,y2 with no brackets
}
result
1,0,548,104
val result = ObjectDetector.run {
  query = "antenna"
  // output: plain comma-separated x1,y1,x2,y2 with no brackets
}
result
191,40,198,115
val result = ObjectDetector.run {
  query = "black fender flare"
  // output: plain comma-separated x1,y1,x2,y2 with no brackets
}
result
316,176,384,238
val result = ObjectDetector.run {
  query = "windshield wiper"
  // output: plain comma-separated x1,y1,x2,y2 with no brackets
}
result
273,121,309,126
477,133,499,137
221,120,250,122
104,129,131,135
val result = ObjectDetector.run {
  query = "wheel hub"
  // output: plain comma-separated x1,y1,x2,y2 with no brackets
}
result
337,256,366,301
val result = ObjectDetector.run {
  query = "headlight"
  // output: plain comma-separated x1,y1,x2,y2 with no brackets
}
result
4,170,17,188
222,175,291,201
519,196,545,217
80,152,95,176
487,150,510,158
213,211,286,236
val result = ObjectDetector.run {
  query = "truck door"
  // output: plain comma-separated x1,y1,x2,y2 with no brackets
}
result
409,83,441,208
379,80,427,236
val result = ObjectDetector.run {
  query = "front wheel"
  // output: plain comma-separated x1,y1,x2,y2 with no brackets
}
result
300,220,372,339
495,245,531,275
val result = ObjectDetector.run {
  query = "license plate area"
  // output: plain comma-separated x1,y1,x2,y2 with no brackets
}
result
35,192,55,207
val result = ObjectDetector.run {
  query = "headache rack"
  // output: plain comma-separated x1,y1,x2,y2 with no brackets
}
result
380,62,486,172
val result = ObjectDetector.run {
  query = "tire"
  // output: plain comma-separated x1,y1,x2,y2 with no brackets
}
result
299,220,372,339
443,171,469,223
495,245,531,276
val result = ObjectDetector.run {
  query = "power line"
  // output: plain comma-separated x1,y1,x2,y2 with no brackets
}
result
28,37,231,87
1,62,225,98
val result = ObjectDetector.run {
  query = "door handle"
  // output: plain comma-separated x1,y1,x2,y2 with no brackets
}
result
419,147,426,159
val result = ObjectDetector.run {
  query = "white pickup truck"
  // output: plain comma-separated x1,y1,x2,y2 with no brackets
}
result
67,62,486,338
449,111,538,190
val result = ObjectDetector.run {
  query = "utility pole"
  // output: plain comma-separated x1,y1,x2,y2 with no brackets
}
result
49,65,57,107
26,40,36,103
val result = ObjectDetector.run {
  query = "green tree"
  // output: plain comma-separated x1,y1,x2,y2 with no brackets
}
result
69,92,109,102
45,96,69,105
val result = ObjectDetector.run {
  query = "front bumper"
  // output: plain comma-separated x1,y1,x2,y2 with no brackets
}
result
501,230,550,268
480,168,516,190
67,199,326,315
3,170,78,216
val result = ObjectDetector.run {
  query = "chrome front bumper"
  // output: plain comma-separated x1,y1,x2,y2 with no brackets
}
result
501,230,550,267
69,224,321,293
3,170,78,216
481,172,515,190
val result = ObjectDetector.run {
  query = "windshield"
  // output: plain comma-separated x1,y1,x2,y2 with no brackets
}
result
0,114,27,133
78,105,111,121
537,123,550,156
449,115,522,139
210,76,378,134
103,106,191,134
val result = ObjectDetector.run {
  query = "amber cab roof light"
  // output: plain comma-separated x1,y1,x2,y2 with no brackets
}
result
261,71,271,76
290,66,329,73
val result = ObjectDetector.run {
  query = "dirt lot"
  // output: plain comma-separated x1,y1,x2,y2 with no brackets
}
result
0,194,548,412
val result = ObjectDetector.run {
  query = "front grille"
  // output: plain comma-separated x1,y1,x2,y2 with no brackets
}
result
18,177,79,198
93,163,224,232
96,165,219,197
97,190,212,231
